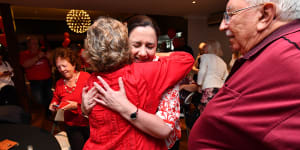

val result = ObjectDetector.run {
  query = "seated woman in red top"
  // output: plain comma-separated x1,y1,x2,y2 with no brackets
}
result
82,17,194,150
49,48,90,150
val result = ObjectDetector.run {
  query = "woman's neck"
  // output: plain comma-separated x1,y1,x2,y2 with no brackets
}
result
65,71,79,86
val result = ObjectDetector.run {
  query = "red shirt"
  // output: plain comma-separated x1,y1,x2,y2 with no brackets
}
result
19,50,51,80
84,52,194,150
188,20,300,150
51,71,90,126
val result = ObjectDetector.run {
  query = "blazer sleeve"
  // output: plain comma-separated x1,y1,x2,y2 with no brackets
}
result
136,51,194,99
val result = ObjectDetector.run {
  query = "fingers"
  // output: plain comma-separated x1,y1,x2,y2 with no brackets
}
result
62,103,74,110
90,101,97,108
49,105,55,111
94,97,106,106
49,103,57,112
93,82,106,95
61,106,67,110
87,86,97,97
66,100,77,106
97,76,110,91
82,86,89,94
118,77,126,93
87,98,96,107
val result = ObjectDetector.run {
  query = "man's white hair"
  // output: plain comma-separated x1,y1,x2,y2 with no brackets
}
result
245,0,300,21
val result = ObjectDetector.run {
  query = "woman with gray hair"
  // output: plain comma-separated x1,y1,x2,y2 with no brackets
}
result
82,17,194,150
197,40,228,104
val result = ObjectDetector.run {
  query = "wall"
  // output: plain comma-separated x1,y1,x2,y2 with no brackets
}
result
14,15,188,51
187,16,232,64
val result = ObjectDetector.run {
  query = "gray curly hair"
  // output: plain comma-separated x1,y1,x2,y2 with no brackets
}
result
84,17,132,72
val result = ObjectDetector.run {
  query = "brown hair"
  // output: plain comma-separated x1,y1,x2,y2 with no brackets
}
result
126,15,160,40
53,47,81,71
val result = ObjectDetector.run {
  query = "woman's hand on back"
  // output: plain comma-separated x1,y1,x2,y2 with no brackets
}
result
93,76,136,115
81,86,97,115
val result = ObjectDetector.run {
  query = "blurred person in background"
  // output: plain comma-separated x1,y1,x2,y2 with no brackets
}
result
49,48,90,150
19,36,53,116
0,46,17,105
228,50,242,71
192,42,207,82
192,42,206,73
197,40,228,104
173,37,194,56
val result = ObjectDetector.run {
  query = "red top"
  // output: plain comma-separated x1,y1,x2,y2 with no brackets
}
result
188,20,300,150
19,50,51,80
51,71,90,126
83,52,194,150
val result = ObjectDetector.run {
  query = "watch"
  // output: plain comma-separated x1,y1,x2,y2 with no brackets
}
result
130,107,139,120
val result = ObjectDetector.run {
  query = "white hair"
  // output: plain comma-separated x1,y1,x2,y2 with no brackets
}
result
205,40,223,57
245,0,300,21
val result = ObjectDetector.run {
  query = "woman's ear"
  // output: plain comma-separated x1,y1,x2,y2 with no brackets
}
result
257,3,276,31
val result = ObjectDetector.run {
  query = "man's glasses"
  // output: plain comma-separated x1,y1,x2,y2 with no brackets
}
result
223,4,263,24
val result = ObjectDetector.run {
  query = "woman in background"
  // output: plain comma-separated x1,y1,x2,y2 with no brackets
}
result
197,40,228,104
192,42,206,73
49,48,90,150
228,51,243,71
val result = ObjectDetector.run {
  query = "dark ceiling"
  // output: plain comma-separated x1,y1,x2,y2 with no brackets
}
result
0,0,227,19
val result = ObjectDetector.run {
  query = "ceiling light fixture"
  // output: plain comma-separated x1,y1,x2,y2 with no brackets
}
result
192,1,196,4
66,9,91,34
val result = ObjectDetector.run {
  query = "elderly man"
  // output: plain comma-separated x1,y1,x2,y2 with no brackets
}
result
189,0,300,149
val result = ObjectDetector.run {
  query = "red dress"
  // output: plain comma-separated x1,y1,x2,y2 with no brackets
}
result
50,71,90,126
84,52,194,150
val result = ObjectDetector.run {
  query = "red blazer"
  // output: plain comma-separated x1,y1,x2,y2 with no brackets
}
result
84,52,194,150
189,20,300,150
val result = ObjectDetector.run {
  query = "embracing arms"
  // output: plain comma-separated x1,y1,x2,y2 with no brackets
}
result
82,76,172,139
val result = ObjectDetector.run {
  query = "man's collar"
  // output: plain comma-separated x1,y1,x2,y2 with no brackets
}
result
243,19,300,60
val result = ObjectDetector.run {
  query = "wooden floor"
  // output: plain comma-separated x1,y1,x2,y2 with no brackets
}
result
29,103,189,150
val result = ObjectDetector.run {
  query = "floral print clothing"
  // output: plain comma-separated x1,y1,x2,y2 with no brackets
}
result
156,83,181,149
200,88,219,104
